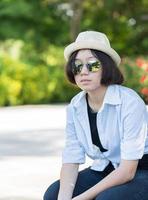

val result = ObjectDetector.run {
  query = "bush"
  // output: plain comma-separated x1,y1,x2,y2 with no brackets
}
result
0,54,147,106
0,54,79,106
0,55,50,105
120,57,148,104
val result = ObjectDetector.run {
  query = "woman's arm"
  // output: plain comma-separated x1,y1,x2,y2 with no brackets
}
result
72,159,138,200
58,163,79,200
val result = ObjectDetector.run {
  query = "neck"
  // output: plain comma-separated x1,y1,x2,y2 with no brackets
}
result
87,85,108,111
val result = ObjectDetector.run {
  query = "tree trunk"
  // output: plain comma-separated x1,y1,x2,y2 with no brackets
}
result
69,0,84,41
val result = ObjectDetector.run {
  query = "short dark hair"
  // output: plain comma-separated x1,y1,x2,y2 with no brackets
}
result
65,49,124,86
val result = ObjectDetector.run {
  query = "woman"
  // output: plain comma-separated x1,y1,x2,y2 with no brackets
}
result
44,31,148,200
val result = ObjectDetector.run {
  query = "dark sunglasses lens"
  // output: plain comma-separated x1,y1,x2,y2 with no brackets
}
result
72,60,83,75
88,61,101,72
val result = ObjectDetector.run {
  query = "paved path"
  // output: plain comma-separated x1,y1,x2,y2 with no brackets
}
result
0,105,90,200
0,105,67,200
0,105,91,200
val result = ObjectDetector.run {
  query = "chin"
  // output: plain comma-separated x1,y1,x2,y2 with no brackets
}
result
84,85,103,92
81,86,96,92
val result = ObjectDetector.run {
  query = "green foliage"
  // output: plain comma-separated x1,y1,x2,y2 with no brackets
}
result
0,51,79,106
81,0,148,56
0,53,147,106
0,0,147,105
121,57,148,104
0,55,49,105
0,0,147,56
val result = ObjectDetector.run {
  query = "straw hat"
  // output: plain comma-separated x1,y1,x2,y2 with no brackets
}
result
64,31,121,66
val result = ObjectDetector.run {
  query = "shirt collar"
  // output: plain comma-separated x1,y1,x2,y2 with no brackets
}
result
103,84,122,105
73,84,122,109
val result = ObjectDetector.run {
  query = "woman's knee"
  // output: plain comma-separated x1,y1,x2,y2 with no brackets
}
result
95,184,144,200
95,188,117,200
95,185,129,200
43,180,60,200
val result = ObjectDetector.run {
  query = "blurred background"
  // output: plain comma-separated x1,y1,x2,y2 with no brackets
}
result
0,0,147,105
0,0,148,200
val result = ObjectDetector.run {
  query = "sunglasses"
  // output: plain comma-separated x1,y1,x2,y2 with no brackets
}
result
72,59,102,75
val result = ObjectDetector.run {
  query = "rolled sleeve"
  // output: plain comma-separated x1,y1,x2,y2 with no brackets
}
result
62,105,85,164
121,99,148,160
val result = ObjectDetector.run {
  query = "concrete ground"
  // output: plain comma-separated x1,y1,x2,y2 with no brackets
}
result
0,105,92,200
0,105,67,200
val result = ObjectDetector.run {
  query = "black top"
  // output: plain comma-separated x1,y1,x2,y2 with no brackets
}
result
86,95,108,152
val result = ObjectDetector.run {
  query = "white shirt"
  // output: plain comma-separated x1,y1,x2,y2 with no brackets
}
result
62,84,148,171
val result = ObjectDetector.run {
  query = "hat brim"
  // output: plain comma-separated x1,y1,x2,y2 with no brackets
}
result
64,41,121,66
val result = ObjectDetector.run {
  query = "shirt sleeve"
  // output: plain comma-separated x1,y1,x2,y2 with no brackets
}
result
62,104,85,164
121,99,148,160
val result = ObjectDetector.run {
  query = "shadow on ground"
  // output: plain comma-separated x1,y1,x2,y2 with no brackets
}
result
0,129,64,157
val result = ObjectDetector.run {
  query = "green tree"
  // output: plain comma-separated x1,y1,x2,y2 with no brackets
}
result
0,0,147,105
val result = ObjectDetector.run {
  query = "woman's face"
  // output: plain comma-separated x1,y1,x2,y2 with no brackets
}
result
74,49,103,92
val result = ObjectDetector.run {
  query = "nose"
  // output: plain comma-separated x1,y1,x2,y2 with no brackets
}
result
80,64,89,75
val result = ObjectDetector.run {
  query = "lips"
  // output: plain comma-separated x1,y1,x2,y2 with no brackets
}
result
80,79,91,83
81,79,91,82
